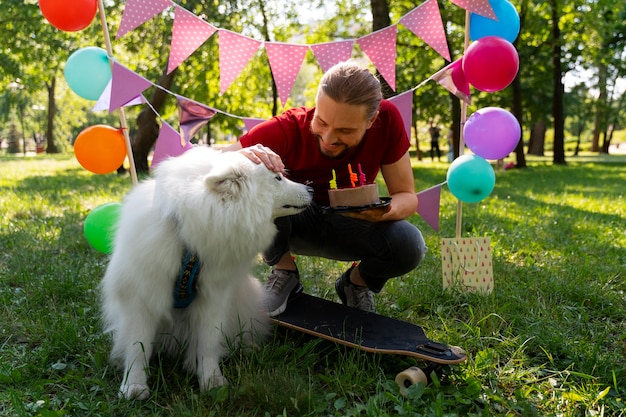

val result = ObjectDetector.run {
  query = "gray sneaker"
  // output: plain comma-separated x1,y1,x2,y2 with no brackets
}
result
335,267,376,313
264,268,299,317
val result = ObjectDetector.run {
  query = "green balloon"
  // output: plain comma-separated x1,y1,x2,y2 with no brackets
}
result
446,155,495,203
84,202,121,253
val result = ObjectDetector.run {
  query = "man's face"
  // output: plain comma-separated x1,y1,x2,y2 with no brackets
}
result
310,92,378,159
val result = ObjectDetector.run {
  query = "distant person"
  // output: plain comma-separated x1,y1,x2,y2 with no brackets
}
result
428,122,441,162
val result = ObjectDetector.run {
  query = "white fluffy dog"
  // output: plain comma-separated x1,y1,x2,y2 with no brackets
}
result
100,146,311,400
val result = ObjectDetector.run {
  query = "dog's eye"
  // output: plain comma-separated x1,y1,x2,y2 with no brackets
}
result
274,174,283,181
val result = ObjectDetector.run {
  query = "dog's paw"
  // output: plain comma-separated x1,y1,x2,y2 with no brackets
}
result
119,383,150,400
199,375,229,391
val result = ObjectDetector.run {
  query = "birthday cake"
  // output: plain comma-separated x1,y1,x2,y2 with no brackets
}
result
328,183,380,208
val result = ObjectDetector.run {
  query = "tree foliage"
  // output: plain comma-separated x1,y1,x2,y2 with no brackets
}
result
0,0,624,166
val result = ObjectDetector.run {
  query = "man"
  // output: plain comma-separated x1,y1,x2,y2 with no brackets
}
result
224,61,426,316
428,122,441,162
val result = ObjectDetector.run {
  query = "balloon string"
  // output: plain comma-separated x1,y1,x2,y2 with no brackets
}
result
97,0,138,185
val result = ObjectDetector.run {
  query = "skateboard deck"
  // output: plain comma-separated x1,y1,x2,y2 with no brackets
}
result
271,293,466,394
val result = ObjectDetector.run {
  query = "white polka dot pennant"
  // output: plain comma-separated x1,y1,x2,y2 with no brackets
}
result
167,5,217,74
116,0,172,39
356,25,398,91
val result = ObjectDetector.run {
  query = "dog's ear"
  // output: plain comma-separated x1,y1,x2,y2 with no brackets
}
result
204,166,248,199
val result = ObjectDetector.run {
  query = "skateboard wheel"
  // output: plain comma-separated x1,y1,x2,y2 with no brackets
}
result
395,367,427,396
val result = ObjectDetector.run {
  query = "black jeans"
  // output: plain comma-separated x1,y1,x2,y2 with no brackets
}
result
263,203,426,293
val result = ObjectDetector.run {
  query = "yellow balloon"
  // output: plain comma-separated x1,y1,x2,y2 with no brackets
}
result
74,125,127,174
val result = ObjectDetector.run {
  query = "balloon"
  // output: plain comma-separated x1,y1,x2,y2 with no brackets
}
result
446,155,496,203
464,107,521,160
74,125,127,174
84,203,121,254
462,36,519,92
64,47,112,100
39,0,98,32
470,0,520,43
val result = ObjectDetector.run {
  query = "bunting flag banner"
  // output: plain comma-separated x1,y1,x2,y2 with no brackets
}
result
449,0,496,19
167,5,217,74
243,117,267,132
429,58,471,105
416,183,443,231
265,42,310,106
310,40,355,72
93,80,146,112
109,62,153,112
399,0,450,61
151,121,193,169
388,90,413,140
116,0,172,39
177,96,217,143
218,30,263,95
356,26,398,91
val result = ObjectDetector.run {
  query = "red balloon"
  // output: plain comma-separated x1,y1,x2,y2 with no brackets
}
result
462,36,519,93
39,0,98,32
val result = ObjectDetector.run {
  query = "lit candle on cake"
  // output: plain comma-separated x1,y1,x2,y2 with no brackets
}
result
358,163,366,185
329,169,337,189
348,164,357,188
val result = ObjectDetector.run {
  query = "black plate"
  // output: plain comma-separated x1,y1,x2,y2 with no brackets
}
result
322,197,391,213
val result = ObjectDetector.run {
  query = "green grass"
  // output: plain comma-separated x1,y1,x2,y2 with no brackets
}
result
1,152,625,416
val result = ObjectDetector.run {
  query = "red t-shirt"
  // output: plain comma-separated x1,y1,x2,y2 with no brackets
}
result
239,99,409,205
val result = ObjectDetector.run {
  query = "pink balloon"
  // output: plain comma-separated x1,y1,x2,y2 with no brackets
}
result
464,107,521,160
462,36,519,92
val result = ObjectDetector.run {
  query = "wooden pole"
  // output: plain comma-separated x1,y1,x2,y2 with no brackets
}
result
455,9,471,238
97,0,138,185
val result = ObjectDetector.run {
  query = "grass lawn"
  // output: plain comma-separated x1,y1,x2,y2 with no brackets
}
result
1,152,624,416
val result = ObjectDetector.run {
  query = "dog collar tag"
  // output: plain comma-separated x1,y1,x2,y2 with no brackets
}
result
173,251,200,308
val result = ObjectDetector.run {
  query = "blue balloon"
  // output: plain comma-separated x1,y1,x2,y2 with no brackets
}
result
446,155,496,203
64,47,112,100
470,0,520,43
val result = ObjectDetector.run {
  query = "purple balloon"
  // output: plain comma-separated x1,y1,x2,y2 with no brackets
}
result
464,107,521,160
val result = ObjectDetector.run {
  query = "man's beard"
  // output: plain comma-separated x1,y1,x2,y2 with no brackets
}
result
311,129,351,159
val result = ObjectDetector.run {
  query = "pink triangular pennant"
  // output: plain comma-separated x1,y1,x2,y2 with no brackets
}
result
429,59,471,105
399,0,451,61
356,26,397,91
388,90,413,140
151,121,192,169
109,62,153,112
310,40,354,72
93,80,146,111
243,117,266,132
167,5,217,74
116,0,172,39
176,96,217,143
265,42,309,107
416,183,443,231
218,30,262,94
449,0,496,19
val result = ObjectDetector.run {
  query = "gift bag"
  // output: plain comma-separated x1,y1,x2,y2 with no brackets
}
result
441,237,493,294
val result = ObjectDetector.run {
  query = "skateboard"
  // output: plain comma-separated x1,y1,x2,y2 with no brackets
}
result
271,293,467,395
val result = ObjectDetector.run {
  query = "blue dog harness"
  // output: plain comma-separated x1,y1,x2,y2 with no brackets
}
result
173,250,201,308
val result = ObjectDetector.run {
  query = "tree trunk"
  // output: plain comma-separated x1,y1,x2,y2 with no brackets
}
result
370,0,393,98
550,0,566,165
511,75,526,167
134,69,177,174
527,121,546,156
258,0,278,116
449,94,461,159
45,76,59,154
591,63,607,153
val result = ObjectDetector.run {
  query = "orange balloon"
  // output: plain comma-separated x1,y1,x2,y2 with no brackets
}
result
74,125,127,174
